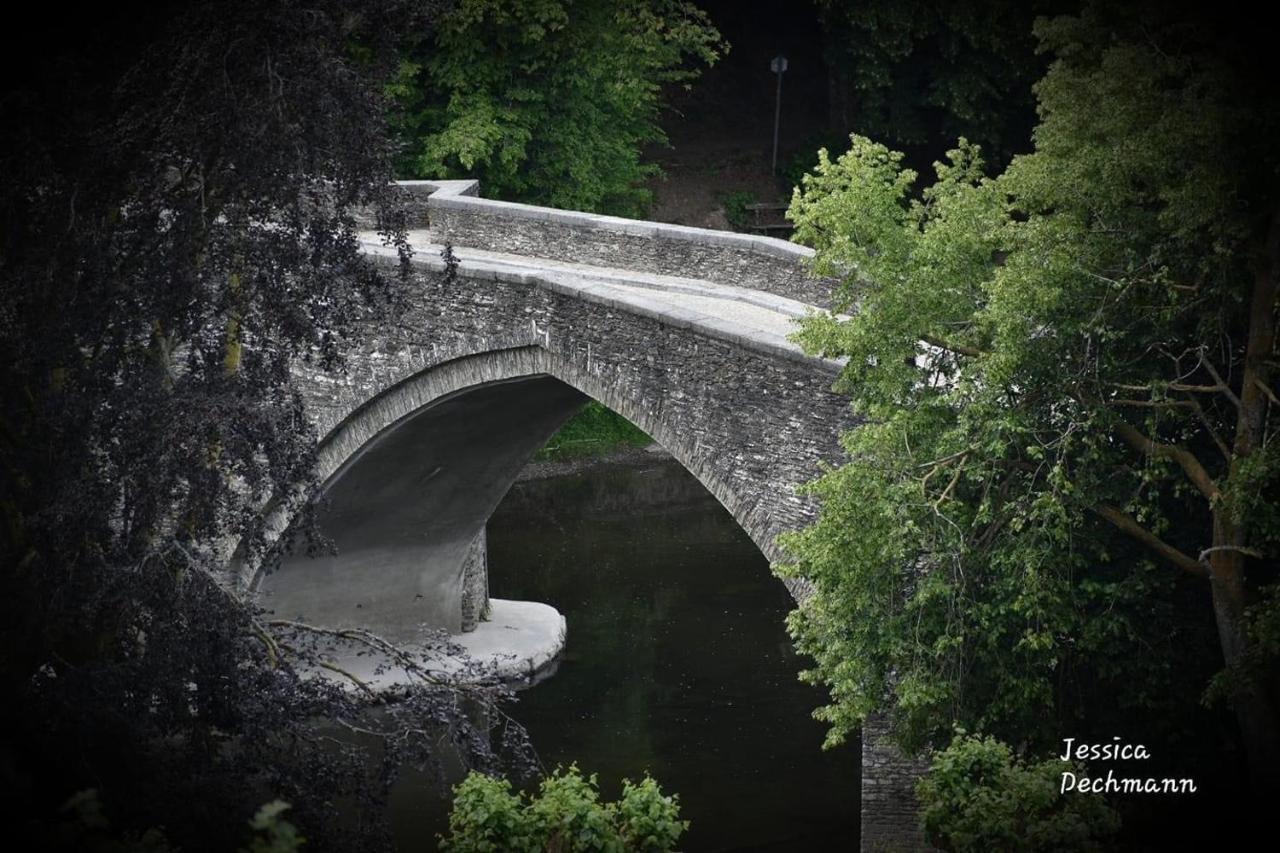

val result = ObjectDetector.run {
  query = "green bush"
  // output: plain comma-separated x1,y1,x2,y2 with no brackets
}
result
440,765,687,853
535,401,651,462
721,190,756,231
916,732,1120,853
779,132,851,194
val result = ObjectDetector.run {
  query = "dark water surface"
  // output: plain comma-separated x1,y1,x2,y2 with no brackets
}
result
390,455,860,851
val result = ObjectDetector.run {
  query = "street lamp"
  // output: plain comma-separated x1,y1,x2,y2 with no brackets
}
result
770,54,788,173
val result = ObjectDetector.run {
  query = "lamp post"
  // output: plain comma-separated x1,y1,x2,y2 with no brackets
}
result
770,54,788,173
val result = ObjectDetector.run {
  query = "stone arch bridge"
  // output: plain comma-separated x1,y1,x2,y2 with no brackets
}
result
257,179,851,635
252,180,929,852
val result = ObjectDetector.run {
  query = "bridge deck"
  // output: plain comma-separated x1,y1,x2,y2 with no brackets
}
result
358,229,836,366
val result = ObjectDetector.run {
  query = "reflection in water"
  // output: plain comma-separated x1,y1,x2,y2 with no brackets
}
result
389,455,860,851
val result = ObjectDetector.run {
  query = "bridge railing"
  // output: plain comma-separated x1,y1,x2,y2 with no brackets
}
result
386,179,835,308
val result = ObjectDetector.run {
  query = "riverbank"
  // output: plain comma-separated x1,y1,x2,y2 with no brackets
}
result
517,440,672,482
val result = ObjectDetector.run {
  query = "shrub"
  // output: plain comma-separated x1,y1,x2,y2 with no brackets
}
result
440,765,687,853
917,732,1120,852
721,190,756,231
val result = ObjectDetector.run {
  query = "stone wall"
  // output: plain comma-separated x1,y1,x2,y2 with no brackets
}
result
861,714,937,852
460,526,489,632
389,180,835,308
291,250,853,575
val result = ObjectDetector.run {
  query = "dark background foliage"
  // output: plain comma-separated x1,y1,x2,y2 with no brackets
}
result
1,3,536,849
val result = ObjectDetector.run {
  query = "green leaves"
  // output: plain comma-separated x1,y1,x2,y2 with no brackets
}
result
396,0,724,217
778,2,1276,758
242,802,306,853
813,0,1049,166
535,401,652,462
917,732,1120,852
440,766,688,853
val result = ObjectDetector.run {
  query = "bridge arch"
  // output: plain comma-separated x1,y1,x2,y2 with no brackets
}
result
256,342,814,641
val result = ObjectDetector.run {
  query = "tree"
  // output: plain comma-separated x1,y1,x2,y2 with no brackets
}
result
1,2,532,848
393,0,726,216
813,0,1065,170
779,0,1280,797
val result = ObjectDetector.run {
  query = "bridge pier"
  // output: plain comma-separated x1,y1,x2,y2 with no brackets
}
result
861,714,936,852
460,525,490,632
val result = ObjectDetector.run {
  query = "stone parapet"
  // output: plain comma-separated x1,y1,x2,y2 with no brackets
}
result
388,180,835,307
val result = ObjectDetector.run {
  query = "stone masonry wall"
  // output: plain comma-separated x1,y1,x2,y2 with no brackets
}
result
460,526,489,632
386,180,835,308
861,714,937,852
292,251,852,576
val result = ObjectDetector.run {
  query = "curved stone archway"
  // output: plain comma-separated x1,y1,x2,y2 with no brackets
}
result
257,343,822,642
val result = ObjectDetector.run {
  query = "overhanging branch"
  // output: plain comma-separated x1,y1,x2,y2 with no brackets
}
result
921,334,985,358
1113,421,1220,501
1094,504,1208,579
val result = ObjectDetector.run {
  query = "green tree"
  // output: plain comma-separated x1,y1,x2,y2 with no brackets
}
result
1,2,531,848
394,0,725,216
779,1,1280,794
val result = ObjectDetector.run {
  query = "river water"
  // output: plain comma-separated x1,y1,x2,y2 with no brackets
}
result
389,452,861,851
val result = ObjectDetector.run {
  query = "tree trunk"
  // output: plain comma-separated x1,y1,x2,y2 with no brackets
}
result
1212,208,1280,796
1208,510,1280,796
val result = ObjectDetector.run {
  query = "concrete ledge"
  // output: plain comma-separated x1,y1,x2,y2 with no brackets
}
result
448,598,567,682
306,598,567,690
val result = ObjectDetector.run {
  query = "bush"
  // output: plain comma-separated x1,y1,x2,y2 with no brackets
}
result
535,402,652,461
440,765,687,853
779,132,851,194
721,190,756,231
917,732,1120,853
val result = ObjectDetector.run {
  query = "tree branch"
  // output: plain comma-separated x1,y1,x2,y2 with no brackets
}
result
921,334,985,358
1195,352,1241,408
932,453,968,509
266,619,456,685
1198,544,1264,566
1113,420,1220,501
1094,504,1208,578
1169,382,1237,403
1182,392,1233,461
1111,398,1195,409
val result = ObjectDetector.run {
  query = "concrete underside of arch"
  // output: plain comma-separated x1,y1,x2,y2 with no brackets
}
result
257,368,586,643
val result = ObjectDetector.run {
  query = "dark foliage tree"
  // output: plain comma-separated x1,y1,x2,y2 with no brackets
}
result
1,2,534,849
815,0,1069,170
